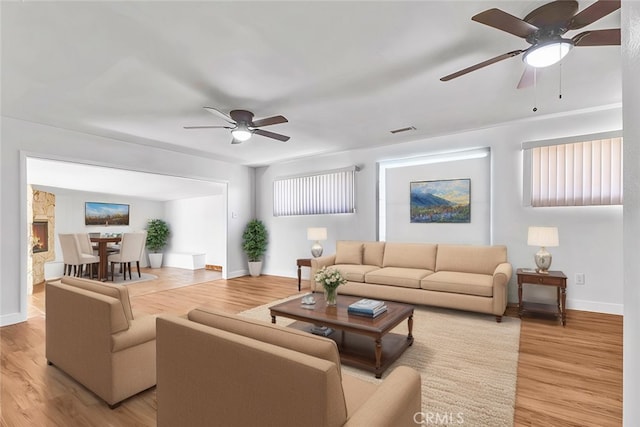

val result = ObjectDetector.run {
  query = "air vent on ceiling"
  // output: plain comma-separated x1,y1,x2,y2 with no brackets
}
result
390,126,416,134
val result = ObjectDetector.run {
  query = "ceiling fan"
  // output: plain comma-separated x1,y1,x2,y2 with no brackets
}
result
184,107,290,144
440,0,621,88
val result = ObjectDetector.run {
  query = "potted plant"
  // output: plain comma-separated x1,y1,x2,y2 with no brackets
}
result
242,219,268,277
146,219,170,268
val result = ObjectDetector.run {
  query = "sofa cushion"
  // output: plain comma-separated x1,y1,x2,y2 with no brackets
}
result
365,267,433,289
335,241,363,265
363,241,385,267
335,264,381,283
187,308,342,376
61,276,134,322
420,271,493,297
435,244,507,275
382,243,437,270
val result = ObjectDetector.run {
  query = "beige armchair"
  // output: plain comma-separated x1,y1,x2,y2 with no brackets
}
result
157,308,421,427
45,276,156,408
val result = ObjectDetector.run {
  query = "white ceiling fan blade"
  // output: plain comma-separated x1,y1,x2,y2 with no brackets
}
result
203,106,235,124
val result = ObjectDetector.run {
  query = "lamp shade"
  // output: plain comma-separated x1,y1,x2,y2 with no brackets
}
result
527,226,559,247
307,227,327,241
523,39,573,68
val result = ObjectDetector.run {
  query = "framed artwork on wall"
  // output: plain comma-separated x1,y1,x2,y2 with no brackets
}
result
85,202,130,226
410,179,470,223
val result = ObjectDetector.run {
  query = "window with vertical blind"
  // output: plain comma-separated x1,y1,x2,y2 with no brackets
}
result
523,132,623,207
273,167,357,216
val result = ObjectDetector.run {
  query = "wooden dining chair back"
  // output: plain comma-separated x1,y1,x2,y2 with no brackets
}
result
107,232,147,281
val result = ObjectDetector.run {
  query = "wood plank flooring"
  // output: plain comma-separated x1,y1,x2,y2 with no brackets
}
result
1,268,622,426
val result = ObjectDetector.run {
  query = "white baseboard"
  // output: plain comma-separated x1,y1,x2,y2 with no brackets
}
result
1,311,27,327
227,269,248,279
567,298,623,315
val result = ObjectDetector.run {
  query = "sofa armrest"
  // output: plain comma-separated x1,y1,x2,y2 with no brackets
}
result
493,262,512,288
111,314,157,352
492,262,513,317
310,255,336,291
344,366,421,427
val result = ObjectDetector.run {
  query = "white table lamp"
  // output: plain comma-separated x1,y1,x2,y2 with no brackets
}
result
527,226,559,274
307,227,327,258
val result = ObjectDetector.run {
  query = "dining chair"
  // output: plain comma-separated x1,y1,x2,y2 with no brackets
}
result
76,233,97,255
88,232,101,251
59,233,100,279
136,231,148,278
107,232,146,281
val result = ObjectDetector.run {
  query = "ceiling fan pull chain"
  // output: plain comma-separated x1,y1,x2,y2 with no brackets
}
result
533,68,538,112
559,62,563,100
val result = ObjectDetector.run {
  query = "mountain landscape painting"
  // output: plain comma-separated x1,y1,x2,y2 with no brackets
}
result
410,179,470,223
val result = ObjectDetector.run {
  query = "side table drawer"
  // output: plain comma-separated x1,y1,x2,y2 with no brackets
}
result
519,274,565,287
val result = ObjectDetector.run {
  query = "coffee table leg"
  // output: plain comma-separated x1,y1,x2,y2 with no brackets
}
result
407,314,414,344
374,338,382,378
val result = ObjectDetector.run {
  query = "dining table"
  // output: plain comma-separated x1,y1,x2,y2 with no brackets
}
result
90,236,122,281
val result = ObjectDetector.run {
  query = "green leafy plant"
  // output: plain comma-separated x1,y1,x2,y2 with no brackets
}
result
242,219,268,262
146,219,170,253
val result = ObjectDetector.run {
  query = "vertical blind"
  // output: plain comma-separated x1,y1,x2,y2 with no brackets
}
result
530,137,623,207
273,168,356,216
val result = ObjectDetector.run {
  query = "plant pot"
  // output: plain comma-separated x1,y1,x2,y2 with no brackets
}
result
149,253,163,269
248,261,263,277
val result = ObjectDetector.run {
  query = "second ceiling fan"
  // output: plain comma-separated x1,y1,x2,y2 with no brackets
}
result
184,107,290,144
440,0,621,88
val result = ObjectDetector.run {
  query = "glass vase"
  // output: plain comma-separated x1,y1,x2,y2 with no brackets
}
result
324,286,338,306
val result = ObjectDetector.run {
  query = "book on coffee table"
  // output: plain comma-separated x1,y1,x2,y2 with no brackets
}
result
348,299,387,317
310,325,334,337
349,298,384,310
348,305,388,318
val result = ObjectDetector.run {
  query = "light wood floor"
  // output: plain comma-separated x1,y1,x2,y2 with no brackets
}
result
1,268,622,426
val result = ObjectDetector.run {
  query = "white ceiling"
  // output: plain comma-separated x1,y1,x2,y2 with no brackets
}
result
2,1,622,168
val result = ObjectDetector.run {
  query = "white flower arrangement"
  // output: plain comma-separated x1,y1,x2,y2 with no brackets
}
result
314,266,347,291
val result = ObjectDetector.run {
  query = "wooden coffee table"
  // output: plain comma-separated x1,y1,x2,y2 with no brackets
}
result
270,294,414,378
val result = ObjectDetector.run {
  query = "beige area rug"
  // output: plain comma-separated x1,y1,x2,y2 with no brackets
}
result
112,272,158,285
240,296,521,427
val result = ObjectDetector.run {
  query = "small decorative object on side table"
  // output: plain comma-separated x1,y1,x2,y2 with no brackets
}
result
517,268,567,326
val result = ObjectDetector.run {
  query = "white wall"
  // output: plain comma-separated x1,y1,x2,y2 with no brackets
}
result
165,194,226,268
384,153,490,244
1,117,254,326
256,106,623,314
622,1,640,424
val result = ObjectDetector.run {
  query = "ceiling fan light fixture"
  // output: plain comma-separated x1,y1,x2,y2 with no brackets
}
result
231,124,252,142
523,39,573,68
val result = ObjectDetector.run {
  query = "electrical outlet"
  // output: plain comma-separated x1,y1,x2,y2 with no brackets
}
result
575,273,585,285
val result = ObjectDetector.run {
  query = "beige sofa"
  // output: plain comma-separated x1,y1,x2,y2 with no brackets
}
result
46,276,157,408
311,241,512,322
156,307,421,427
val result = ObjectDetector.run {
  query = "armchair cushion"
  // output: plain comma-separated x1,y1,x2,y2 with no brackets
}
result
111,314,157,352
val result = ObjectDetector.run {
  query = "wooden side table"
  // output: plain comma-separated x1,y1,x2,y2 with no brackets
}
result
516,268,567,326
296,258,312,291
